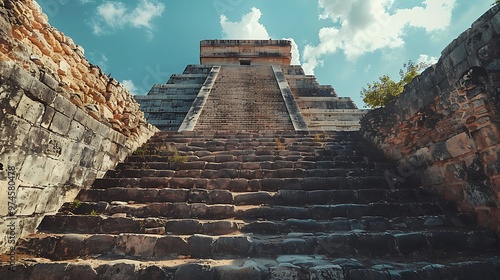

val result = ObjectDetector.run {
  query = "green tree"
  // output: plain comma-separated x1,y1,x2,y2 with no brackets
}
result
361,61,429,108
494,0,500,5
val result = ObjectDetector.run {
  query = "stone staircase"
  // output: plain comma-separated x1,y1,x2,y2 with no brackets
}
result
3,131,500,279
194,66,295,131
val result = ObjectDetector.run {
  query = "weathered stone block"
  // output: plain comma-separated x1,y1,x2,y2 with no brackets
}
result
10,65,34,91
478,37,500,65
18,155,57,185
463,154,495,206
67,120,85,141
39,70,59,91
48,111,71,135
34,185,65,214
30,263,89,280
15,94,44,124
174,263,215,280
0,58,15,79
472,124,500,150
269,263,303,280
114,234,157,258
309,265,344,280
27,79,56,105
15,186,42,216
97,261,138,280
216,263,266,280
48,160,72,184
431,142,451,161
394,232,429,255
422,165,445,186
54,234,86,260
52,94,77,118
187,234,215,258
467,24,495,54
137,266,174,280
166,219,202,234
444,161,467,183
446,132,476,158
480,147,500,177
348,269,391,280
39,105,55,129
407,147,432,169
3,122,27,154
213,236,253,256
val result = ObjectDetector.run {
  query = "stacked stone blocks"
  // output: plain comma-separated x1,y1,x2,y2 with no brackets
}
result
3,131,500,279
0,0,158,253
361,6,500,232
0,0,149,136
282,65,367,131
193,65,295,131
135,65,213,130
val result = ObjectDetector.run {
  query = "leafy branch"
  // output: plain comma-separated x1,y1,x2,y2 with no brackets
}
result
360,60,430,108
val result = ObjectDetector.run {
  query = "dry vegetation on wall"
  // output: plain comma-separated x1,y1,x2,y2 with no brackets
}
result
0,0,149,138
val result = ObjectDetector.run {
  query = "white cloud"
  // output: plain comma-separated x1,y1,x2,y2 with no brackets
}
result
92,0,165,36
284,38,301,65
303,0,456,74
220,7,301,65
122,80,139,95
96,2,127,30
417,54,439,66
220,7,269,39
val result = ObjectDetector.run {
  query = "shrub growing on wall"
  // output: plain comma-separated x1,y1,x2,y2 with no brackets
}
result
361,61,430,108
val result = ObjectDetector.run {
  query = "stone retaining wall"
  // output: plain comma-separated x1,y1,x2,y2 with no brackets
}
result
360,7,500,232
0,0,158,252
0,0,149,135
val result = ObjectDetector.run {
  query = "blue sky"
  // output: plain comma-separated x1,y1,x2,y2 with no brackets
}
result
36,0,493,108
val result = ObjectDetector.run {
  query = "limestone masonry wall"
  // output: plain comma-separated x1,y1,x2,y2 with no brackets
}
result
360,6,500,232
0,0,158,252
0,0,152,135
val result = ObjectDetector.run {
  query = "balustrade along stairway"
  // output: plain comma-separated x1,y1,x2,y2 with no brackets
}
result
3,131,500,279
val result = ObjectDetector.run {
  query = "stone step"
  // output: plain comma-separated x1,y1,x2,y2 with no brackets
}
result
234,202,446,220
76,188,438,205
17,229,497,261
91,176,400,192
105,167,392,180
137,143,379,155
5,255,500,280
142,143,377,154
59,201,448,220
150,131,360,139
3,255,500,280
128,149,389,161
38,215,243,235
115,159,392,170
114,159,385,172
156,148,377,156
147,136,353,145
193,66,294,131
37,214,476,236
241,214,476,234
159,136,362,143
13,128,499,280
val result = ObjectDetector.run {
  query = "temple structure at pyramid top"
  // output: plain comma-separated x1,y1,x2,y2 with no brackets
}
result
135,40,367,131
200,39,293,66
